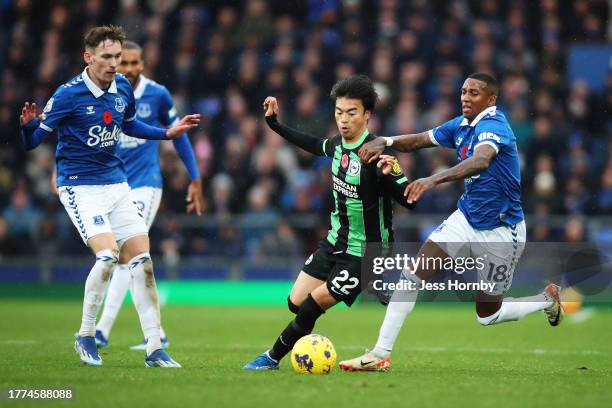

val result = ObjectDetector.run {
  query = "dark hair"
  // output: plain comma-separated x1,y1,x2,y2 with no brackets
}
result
84,25,126,50
467,72,499,96
123,40,142,53
330,74,378,112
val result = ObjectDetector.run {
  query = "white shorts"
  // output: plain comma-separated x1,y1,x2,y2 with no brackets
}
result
130,186,162,229
58,182,148,247
429,209,527,295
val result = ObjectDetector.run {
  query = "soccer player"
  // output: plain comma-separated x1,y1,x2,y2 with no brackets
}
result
338,73,563,372
93,40,202,351
19,26,200,367
243,75,414,370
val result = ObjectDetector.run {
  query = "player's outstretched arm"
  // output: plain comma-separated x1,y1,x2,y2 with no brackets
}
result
378,154,415,209
123,114,200,141
18,102,51,150
167,114,201,139
358,131,433,164
404,144,496,204
263,96,327,156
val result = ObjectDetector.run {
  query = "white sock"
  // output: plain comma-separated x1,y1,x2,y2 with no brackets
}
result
128,253,162,355
373,273,422,358
478,293,553,325
79,249,118,337
96,264,131,339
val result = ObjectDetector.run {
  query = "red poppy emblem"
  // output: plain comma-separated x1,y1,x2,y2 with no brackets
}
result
103,111,113,124
460,145,468,160
341,154,349,168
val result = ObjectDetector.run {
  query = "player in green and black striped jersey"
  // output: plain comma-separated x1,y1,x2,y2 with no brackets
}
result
243,75,414,371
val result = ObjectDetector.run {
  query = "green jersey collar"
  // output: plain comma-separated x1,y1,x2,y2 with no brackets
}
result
342,129,369,149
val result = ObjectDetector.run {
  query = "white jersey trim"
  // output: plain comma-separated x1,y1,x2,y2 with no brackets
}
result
133,75,150,100
82,67,117,98
428,129,439,146
39,123,53,132
474,140,499,153
124,114,137,122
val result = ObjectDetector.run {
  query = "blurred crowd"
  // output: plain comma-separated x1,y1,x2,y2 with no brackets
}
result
0,0,611,259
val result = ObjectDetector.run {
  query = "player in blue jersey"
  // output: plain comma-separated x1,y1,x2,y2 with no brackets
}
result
18,26,200,368
93,40,202,351
339,73,563,372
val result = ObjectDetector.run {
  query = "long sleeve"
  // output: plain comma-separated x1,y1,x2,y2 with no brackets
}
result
122,118,168,140
172,134,200,180
20,119,52,150
378,154,415,209
265,114,327,156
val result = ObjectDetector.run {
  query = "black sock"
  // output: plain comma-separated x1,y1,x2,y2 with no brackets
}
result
269,294,325,361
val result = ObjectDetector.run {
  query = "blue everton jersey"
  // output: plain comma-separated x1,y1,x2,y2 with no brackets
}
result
429,106,524,230
41,68,136,187
117,76,178,188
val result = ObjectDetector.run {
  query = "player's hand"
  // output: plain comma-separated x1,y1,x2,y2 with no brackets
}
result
377,154,396,175
166,114,201,139
358,137,386,164
186,178,203,216
404,177,436,204
263,97,279,117
20,102,39,126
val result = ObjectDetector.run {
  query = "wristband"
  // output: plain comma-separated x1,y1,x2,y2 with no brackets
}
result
383,137,394,146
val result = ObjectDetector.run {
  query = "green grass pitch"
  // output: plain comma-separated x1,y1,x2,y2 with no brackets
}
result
0,300,611,407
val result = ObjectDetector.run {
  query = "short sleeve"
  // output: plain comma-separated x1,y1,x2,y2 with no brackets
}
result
159,87,179,127
39,88,73,132
473,118,510,154
429,117,461,149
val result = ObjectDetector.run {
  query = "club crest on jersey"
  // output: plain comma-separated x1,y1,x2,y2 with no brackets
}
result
137,103,152,119
93,215,104,225
341,154,349,168
86,106,95,115
348,159,361,176
115,97,126,113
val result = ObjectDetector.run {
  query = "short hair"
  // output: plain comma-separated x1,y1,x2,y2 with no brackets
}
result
123,40,142,53
467,72,499,96
84,25,126,50
330,74,378,112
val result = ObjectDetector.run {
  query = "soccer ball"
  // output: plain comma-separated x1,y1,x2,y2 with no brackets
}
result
561,287,583,314
291,334,337,374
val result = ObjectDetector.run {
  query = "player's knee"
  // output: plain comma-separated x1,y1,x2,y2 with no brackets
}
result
295,294,325,331
287,296,300,314
95,249,119,281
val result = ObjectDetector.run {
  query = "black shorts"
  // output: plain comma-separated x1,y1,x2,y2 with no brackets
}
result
302,241,363,306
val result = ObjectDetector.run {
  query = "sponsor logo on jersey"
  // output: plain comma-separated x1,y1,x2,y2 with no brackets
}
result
115,97,126,113
87,124,121,148
341,154,349,168
119,132,146,148
86,106,95,115
93,215,105,225
137,103,152,119
332,175,358,198
477,132,501,143
348,159,361,176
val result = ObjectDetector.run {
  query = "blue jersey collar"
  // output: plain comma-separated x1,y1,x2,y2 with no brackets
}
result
460,106,497,127
82,67,118,98
133,75,150,100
